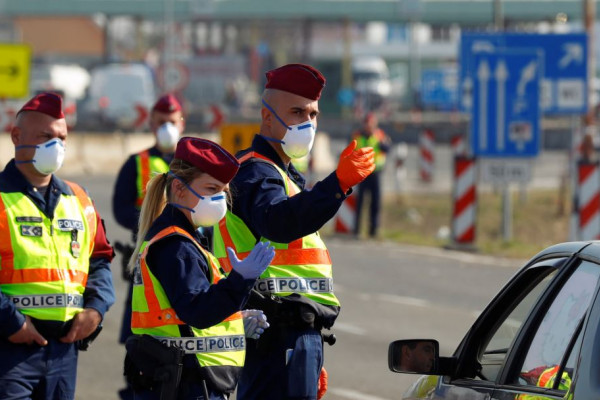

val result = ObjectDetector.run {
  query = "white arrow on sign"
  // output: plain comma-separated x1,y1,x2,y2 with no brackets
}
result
477,60,490,151
559,43,584,69
517,61,537,97
495,60,508,151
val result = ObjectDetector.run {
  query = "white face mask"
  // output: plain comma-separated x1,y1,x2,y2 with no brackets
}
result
261,100,316,159
170,173,228,227
189,191,228,227
16,138,65,175
156,122,180,151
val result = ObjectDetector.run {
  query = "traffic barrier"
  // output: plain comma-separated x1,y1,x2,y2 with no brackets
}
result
334,194,356,234
575,161,600,240
450,156,477,246
419,128,435,182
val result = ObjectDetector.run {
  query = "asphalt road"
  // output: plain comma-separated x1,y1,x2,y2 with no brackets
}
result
71,174,524,400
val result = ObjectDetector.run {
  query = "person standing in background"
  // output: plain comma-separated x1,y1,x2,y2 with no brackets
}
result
351,112,391,238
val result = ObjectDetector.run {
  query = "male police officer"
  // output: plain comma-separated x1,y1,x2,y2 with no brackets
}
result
0,92,115,399
212,64,376,399
112,94,184,399
112,93,185,342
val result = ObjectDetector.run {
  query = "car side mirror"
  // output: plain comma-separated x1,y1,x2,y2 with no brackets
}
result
388,339,439,374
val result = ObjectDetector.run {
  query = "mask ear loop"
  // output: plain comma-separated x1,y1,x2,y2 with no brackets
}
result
261,99,294,146
14,144,39,165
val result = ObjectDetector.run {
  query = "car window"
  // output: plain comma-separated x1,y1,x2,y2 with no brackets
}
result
514,260,600,391
477,267,558,382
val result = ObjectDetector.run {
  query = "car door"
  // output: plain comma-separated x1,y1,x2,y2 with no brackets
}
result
430,253,600,400
490,256,600,399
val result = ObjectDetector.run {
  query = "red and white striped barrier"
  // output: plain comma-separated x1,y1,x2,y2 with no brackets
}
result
334,194,356,234
419,129,435,182
451,134,466,157
576,162,600,240
451,156,477,245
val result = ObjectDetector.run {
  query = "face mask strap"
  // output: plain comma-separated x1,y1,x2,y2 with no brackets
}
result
170,203,196,214
261,99,291,130
15,144,39,150
168,171,206,200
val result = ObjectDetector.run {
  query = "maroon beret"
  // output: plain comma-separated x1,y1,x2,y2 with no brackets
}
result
152,94,182,114
265,63,326,100
17,92,64,119
174,137,240,184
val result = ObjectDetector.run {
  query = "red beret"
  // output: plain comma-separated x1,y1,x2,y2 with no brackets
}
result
265,63,326,100
174,137,240,184
152,94,182,114
17,92,64,119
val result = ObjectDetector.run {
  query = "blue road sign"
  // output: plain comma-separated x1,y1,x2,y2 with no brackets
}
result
421,67,458,109
471,50,541,157
460,32,588,115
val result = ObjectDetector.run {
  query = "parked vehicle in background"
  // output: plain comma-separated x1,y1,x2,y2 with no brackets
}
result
78,63,155,131
352,56,392,112
389,240,600,399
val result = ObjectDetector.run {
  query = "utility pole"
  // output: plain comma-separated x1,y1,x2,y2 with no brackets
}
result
584,0,596,138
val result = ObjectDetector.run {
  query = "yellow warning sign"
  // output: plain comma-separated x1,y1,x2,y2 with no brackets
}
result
220,123,260,156
0,44,31,98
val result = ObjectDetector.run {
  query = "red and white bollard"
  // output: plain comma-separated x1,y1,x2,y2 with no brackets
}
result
576,162,600,240
451,156,477,246
334,194,356,235
419,128,435,182
451,134,466,157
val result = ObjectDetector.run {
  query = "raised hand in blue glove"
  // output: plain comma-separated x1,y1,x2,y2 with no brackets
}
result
227,241,275,280
242,309,270,340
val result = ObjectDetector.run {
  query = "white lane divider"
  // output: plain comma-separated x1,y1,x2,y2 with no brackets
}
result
329,388,391,400
332,322,367,336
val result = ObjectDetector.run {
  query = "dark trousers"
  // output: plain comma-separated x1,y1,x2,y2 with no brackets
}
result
237,327,323,400
132,380,226,400
354,171,382,237
0,339,78,400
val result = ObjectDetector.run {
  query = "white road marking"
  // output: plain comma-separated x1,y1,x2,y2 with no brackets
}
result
332,322,368,336
377,293,429,307
329,388,391,400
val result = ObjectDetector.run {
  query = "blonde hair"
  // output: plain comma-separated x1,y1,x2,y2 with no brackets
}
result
127,158,203,272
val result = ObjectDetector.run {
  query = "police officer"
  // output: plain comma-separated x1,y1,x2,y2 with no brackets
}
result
125,137,275,400
212,64,376,399
112,94,185,342
351,112,391,238
0,92,115,399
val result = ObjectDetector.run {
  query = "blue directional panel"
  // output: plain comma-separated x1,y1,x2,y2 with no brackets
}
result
471,50,541,157
421,67,458,109
460,32,588,115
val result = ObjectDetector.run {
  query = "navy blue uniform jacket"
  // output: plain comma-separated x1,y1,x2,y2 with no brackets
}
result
142,204,255,368
0,160,116,338
231,134,347,325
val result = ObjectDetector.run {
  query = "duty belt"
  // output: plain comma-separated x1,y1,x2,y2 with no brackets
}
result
7,293,84,309
154,335,245,355
255,278,333,295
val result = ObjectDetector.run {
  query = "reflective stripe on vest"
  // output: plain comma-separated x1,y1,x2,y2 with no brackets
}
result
154,334,245,355
131,226,245,374
135,151,170,208
213,152,339,307
0,183,95,321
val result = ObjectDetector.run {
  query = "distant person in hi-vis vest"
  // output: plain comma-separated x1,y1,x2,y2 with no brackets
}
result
124,137,275,400
0,92,116,399
351,112,391,238
212,63,376,399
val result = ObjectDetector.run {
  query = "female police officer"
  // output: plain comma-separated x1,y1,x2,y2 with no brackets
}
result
124,137,274,400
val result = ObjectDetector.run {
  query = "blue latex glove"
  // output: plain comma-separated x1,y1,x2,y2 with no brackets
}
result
242,309,270,339
227,241,275,280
